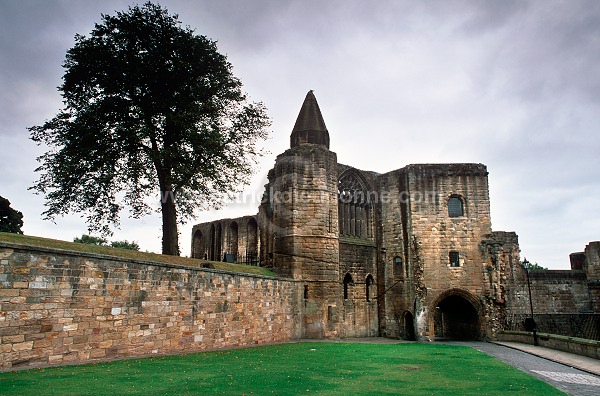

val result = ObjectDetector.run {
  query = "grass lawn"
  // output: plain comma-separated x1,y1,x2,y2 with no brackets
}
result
0,232,276,277
0,343,564,395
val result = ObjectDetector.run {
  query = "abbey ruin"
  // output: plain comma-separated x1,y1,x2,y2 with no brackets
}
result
1,91,598,370
192,91,600,341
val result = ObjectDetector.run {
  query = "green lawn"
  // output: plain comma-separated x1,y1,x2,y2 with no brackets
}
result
0,343,564,395
0,232,276,277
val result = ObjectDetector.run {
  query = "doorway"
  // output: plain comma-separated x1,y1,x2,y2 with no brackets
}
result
434,294,480,340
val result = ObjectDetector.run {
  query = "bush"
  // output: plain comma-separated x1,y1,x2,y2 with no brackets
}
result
74,234,139,250
110,240,140,251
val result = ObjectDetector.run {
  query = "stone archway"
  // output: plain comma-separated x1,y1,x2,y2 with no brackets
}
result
192,230,204,259
229,222,239,261
209,224,216,261
215,223,222,261
430,289,482,341
246,218,258,264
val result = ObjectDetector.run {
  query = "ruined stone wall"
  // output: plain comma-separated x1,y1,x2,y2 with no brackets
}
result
403,164,493,340
338,241,378,337
336,165,379,337
585,242,600,311
0,243,301,370
506,269,592,317
481,231,521,338
376,169,412,338
191,216,259,264
585,242,600,279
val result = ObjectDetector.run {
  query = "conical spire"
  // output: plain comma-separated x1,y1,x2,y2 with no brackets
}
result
290,90,330,149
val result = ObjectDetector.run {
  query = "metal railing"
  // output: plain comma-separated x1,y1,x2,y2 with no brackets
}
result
504,313,600,341
221,252,259,266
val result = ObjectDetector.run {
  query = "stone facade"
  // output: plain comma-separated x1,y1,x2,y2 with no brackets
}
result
192,91,599,342
0,243,301,370
191,215,259,264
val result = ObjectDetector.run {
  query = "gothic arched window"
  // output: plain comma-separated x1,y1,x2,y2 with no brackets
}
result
338,171,372,238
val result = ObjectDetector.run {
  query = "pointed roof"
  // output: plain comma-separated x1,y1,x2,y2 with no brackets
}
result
290,90,330,149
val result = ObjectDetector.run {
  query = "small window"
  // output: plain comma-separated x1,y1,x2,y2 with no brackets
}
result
393,256,403,276
304,285,309,299
366,275,374,302
343,273,353,300
449,251,460,267
448,196,464,217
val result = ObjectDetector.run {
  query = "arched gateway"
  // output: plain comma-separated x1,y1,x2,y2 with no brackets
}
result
429,289,483,340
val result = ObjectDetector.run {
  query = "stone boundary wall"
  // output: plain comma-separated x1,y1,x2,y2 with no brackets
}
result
506,268,592,317
0,243,301,370
497,330,600,360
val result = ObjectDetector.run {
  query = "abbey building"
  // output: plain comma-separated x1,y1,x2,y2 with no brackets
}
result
191,91,599,341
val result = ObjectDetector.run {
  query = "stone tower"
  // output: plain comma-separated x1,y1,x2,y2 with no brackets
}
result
259,91,340,338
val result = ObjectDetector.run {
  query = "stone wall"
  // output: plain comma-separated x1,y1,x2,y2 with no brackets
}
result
584,242,600,312
402,164,493,340
376,168,412,338
497,330,600,360
499,241,599,338
0,243,301,370
338,240,378,337
481,232,521,338
506,269,592,317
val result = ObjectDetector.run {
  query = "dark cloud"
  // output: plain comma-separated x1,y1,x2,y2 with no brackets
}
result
0,0,598,267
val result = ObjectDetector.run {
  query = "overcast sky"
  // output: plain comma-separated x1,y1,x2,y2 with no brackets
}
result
1,0,599,269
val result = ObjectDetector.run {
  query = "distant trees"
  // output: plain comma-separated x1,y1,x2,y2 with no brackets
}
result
73,234,107,246
109,240,140,251
522,258,546,270
30,2,270,256
0,196,24,234
74,234,140,251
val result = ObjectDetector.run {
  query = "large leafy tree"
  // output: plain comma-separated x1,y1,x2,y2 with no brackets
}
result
29,2,270,255
0,196,24,234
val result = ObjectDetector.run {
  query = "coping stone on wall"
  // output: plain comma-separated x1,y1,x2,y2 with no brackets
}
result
0,241,291,282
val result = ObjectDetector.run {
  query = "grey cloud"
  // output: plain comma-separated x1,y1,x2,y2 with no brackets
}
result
0,0,598,267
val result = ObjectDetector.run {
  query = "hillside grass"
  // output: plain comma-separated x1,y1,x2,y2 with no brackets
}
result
0,342,564,395
0,232,276,277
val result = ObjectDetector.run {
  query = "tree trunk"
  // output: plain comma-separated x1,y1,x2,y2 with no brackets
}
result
161,188,180,256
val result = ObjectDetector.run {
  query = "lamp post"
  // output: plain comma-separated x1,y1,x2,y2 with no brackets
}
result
523,259,539,346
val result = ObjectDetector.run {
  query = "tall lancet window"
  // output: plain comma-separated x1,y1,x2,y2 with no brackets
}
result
338,170,372,238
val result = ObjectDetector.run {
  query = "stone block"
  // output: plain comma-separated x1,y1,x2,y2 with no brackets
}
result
34,339,53,349
12,341,34,351
48,354,63,363
3,334,24,343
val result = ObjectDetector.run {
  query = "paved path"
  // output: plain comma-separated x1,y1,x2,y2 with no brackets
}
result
492,341,600,376
452,341,600,396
